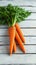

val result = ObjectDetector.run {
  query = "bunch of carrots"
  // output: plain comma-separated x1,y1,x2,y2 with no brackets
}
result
0,4,31,55
8,23,25,55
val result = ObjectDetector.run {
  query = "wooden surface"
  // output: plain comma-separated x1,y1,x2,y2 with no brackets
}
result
0,0,36,64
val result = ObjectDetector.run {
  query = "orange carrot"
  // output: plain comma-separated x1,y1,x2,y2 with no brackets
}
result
8,26,16,55
15,31,25,53
15,23,25,43
13,41,16,52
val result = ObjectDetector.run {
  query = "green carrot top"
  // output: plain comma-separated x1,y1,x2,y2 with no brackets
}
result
0,4,31,27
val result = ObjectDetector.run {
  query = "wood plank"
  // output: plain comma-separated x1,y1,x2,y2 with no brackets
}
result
0,54,36,64
0,45,36,53
22,29,36,36
0,37,9,42
0,0,33,6
0,29,36,36
0,0,36,6
0,0,36,7
0,29,8,35
0,37,36,44
0,20,36,28
19,20,36,27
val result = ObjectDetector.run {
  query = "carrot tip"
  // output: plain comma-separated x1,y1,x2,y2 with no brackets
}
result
23,48,26,53
23,42,25,44
23,38,26,43
24,51,26,53
23,50,25,53
10,54,12,56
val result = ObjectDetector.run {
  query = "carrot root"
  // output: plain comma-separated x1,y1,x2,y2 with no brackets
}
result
15,31,26,53
13,41,16,52
15,23,25,43
8,26,16,55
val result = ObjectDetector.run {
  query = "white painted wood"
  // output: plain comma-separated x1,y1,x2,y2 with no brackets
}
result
0,29,8,35
0,45,36,53
0,54,36,64
0,37,36,44
0,0,33,6
0,37,9,42
0,0,36,7
0,0,36,6
25,37,36,44
0,29,36,36
19,20,36,27
22,29,36,36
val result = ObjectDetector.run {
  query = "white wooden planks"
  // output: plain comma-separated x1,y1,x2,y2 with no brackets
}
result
0,0,36,64
0,54,36,64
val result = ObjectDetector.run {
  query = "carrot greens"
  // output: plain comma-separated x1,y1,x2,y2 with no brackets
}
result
0,4,31,26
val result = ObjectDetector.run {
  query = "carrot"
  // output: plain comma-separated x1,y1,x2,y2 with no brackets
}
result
15,23,25,43
8,26,16,55
13,41,16,52
15,31,25,53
